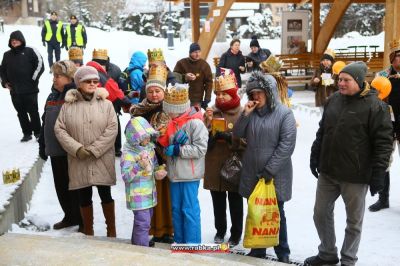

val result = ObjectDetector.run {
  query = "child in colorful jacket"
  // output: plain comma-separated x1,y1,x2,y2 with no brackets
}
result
121,116,167,246
158,83,208,244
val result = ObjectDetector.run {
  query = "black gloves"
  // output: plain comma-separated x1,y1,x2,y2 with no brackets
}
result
257,168,273,183
214,131,232,144
370,168,386,196
201,100,210,110
310,158,319,178
42,41,46,47
83,44,86,49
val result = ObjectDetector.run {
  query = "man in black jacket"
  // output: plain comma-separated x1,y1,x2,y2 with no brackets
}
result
246,36,271,72
305,62,393,266
0,30,44,142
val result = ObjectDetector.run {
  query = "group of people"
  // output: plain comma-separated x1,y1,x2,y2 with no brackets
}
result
41,11,87,70
1,19,399,265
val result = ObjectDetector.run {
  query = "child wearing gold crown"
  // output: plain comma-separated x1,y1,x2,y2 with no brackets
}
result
158,83,208,244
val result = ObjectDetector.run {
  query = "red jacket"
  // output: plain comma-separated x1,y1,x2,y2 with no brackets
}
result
86,61,124,103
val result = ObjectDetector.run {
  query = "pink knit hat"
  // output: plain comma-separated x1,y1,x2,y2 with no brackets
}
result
74,66,99,86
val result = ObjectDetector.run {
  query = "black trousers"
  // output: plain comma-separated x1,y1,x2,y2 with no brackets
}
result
50,156,81,225
379,171,390,199
115,114,121,152
47,42,61,67
10,93,41,136
210,190,243,241
77,186,113,207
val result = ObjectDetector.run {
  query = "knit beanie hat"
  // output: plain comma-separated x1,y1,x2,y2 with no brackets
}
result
189,43,201,54
74,66,99,86
145,65,168,91
163,83,190,114
250,36,260,48
339,61,368,89
52,60,77,80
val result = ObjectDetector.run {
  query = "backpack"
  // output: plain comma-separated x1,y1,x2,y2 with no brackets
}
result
118,67,135,95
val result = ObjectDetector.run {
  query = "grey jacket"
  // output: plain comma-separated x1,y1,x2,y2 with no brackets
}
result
233,75,297,201
166,109,208,182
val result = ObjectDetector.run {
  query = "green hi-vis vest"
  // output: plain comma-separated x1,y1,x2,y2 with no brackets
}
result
66,24,84,48
44,20,63,43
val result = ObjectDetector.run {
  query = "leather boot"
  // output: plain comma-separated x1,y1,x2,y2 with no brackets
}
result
101,201,116,237
368,196,389,212
80,205,94,236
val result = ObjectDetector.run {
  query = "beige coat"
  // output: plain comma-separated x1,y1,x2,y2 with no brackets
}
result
54,87,118,190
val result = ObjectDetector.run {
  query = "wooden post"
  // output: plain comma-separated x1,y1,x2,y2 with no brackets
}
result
191,0,200,43
198,0,235,60
315,0,351,54
312,0,320,54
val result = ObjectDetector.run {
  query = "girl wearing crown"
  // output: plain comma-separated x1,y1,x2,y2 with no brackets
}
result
158,83,208,244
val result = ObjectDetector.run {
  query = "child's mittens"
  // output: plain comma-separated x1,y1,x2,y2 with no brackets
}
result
165,144,180,157
154,169,167,180
174,129,188,145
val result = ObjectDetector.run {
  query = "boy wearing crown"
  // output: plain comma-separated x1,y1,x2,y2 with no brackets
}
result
173,43,213,109
368,39,400,212
158,83,208,244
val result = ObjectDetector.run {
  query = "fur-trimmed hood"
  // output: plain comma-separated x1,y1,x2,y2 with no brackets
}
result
65,87,109,103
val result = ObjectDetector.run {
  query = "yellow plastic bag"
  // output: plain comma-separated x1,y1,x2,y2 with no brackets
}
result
243,179,280,248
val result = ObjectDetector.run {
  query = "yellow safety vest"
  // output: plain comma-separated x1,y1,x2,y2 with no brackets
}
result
66,24,84,48
44,20,63,43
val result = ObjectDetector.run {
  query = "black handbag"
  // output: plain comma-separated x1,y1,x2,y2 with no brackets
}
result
220,152,242,185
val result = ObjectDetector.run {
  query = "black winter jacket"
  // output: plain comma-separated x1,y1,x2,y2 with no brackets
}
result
246,48,271,71
216,49,246,87
0,30,44,95
310,85,393,184
39,83,76,157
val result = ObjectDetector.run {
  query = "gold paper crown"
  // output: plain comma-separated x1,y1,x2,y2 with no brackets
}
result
215,70,237,91
68,47,83,61
148,65,168,81
324,48,336,59
147,48,165,64
390,39,400,53
92,49,108,61
260,55,283,73
164,83,189,105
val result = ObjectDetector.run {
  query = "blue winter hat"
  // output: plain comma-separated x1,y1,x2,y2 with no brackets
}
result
189,43,201,54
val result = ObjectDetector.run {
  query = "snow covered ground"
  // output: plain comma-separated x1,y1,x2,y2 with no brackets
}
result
1,25,399,265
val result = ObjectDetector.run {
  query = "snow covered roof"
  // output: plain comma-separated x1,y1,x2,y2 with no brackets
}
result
227,10,255,18
124,0,183,13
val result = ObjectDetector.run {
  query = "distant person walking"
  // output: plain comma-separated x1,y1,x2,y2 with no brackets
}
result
173,43,213,109
0,30,44,142
41,11,64,69
216,39,246,88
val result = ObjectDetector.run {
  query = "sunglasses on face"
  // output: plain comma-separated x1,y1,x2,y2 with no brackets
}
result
83,80,99,85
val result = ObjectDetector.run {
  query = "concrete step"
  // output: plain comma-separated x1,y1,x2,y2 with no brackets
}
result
0,233,286,265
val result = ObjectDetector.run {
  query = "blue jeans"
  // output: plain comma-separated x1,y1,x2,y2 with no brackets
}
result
170,181,201,243
250,201,290,258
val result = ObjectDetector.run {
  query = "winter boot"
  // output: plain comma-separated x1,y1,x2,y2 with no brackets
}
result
368,196,389,212
80,205,94,236
304,255,339,266
101,201,116,237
